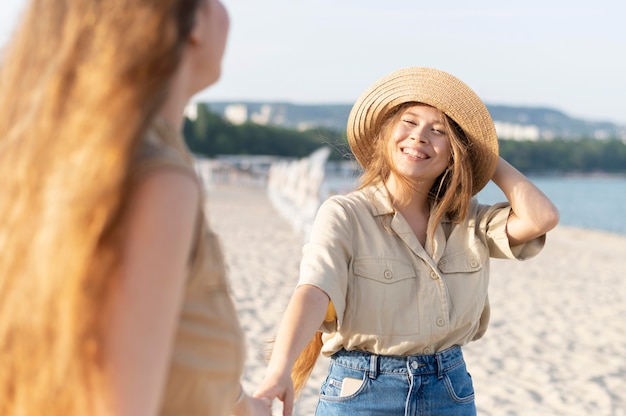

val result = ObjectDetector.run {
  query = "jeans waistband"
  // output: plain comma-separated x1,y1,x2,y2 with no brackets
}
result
330,345,464,380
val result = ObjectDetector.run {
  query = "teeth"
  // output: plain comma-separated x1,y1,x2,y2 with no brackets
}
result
403,148,427,159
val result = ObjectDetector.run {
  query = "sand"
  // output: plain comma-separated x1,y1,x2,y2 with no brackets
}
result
205,184,626,416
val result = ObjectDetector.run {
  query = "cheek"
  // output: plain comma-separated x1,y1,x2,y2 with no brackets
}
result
387,133,401,159
389,126,406,150
205,1,230,55
214,2,230,43
437,139,452,160
392,123,409,140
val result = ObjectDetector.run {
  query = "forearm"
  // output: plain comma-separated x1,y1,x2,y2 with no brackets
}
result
104,280,184,416
491,157,559,244
267,284,329,374
253,284,329,415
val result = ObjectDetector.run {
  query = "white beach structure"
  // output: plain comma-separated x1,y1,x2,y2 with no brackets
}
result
267,146,331,241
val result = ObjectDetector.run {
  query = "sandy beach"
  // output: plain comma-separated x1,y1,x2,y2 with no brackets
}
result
206,184,626,416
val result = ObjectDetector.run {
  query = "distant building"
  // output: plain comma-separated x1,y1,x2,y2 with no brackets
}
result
494,121,541,141
224,104,248,125
184,103,198,121
251,104,272,125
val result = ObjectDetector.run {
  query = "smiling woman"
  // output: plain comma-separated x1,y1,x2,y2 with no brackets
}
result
254,67,559,416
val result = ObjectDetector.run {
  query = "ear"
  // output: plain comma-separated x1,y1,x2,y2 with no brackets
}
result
189,29,200,46
188,6,206,46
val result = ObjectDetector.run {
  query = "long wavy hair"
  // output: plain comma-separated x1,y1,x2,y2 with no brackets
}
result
0,0,203,414
290,102,475,395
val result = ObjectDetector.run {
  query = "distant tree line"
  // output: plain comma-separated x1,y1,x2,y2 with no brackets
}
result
183,104,349,161
499,138,626,174
183,108,626,174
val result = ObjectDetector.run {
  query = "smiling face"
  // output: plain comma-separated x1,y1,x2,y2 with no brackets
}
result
387,103,452,189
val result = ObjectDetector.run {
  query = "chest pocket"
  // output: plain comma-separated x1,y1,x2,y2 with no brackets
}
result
437,252,483,274
348,258,420,336
436,244,489,326
354,258,416,284
437,238,488,274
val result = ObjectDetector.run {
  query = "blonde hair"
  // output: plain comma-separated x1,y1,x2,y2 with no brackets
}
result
0,0,203,414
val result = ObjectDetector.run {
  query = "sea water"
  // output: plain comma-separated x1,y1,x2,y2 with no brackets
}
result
477,176,626,236
322,175,626,236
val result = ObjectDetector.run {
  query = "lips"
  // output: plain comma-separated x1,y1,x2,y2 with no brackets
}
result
402,147,429,159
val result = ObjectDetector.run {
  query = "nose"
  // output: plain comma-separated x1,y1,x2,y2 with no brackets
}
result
409,126,429,143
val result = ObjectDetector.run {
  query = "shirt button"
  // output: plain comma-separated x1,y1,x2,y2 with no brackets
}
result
430,271,439,280
411,361,419,369
383,270,393,280
436,317,445,327
470,259,479,268
423,347,431,354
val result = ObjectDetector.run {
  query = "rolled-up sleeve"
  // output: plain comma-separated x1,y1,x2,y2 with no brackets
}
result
297,197,352,330
479,202,546,260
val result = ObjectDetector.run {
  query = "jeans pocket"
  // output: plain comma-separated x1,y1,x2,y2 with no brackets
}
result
443,362,475,404
319,363,367,402
320,376,343,398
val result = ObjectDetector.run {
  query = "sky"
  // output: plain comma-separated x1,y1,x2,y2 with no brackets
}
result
2,0,625,125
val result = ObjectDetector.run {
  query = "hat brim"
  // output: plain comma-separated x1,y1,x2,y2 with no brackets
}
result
347,67,499,195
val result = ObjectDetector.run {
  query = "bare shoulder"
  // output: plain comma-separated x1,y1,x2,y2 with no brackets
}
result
129,170,200,224
122,170,201,267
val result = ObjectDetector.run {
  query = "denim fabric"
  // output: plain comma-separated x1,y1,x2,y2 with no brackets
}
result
315,346,475,416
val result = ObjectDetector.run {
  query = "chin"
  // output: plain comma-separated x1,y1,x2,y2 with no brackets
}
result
205,76,220,91
197,67,222,92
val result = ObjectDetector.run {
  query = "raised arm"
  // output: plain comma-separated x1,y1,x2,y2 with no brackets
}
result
103,171,199,416
491,157,560,246
254,284,330,416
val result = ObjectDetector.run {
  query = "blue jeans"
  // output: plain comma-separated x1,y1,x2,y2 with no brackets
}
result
315,346,476,416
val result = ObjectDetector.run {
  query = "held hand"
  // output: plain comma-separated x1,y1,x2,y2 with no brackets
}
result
231,393,273,416
254,370,295,416
247,395,273,416
252,285,329,416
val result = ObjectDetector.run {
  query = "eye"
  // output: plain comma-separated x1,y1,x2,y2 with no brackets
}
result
402,118,417,126
432,127,446,135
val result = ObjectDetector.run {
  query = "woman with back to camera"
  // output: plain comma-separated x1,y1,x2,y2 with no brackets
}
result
0,0,270,415
255,67,559,415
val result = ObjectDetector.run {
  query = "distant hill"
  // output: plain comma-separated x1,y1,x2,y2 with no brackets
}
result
200,101,626,141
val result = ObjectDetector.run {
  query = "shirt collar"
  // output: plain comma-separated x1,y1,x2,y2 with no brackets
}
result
362,183,395,217
361,182,455,229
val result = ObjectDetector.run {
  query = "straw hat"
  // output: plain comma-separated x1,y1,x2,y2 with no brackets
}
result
347,67,499,195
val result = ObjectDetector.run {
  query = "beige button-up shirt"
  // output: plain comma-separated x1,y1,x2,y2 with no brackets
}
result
298,183,544,356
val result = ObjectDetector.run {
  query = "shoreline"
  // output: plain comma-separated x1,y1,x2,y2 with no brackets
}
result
196,158,626,238
206,184,626,416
